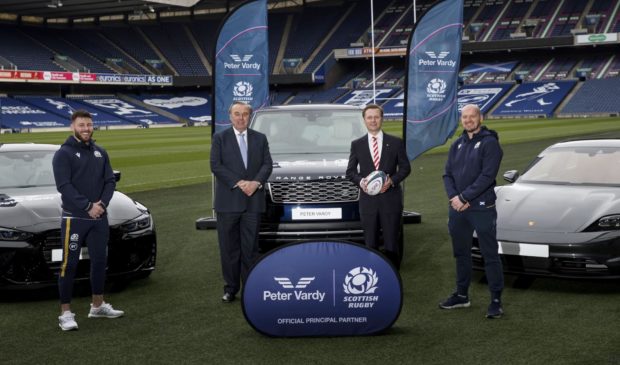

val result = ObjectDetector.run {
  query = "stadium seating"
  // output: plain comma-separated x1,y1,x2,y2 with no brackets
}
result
101,27,162,71
22,27,114,73
560,78,620,115
283,6,345,66
141,23,209,76
0,26,63,71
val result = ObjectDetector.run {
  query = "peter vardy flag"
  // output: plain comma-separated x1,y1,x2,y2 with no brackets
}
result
213,0,269,134
404,0,464,160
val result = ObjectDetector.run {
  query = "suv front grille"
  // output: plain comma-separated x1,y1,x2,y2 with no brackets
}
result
269,180,359,203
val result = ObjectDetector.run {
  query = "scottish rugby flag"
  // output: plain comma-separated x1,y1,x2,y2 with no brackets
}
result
404,0,464,160
213,0,269,134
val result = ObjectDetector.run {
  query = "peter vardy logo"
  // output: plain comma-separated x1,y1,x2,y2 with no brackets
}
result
425,51,450,59
426,78,447,102
343,267,380,308
224,54,261,71
263,275,325,302
230,54,253,62
419,51,456,68
274,277,315,289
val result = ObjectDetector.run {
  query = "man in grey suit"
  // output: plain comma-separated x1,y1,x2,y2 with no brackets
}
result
346,104,411,269
210,101,273,302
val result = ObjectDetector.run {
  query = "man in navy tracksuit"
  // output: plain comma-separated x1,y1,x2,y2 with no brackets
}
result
439,104,504,319
52,110,124,331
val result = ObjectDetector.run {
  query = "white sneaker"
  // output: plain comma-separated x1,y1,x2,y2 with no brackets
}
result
58,311,78,331
88,302,124,318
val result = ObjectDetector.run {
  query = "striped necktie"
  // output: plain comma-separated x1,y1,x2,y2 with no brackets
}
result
372,136,380,170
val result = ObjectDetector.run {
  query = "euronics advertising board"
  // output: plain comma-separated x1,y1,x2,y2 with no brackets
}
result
243,241,402,337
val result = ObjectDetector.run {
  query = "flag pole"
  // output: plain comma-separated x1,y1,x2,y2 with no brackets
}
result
370,0,376,103
413,0,417,24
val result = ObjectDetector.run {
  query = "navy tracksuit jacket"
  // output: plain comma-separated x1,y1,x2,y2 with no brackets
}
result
52,136,115,303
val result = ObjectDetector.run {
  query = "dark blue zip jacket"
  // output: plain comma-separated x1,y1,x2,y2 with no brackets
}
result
443,126,503,208
52,136,116,218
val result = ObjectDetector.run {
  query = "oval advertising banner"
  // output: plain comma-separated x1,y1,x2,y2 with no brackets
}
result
242,241,402,337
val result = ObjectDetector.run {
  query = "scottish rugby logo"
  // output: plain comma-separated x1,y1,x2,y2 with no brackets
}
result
343,267,378,294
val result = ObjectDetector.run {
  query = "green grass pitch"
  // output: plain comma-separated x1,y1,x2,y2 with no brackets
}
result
1,117,619,364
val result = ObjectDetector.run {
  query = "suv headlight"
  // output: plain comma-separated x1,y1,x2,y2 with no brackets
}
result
119,215,152,233
0,227,34,241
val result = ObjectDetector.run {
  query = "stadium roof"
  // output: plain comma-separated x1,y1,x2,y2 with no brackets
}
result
0,0,330,20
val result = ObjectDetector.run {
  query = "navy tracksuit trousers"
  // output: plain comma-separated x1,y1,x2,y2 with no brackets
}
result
448,206,504,297
58,216,109,304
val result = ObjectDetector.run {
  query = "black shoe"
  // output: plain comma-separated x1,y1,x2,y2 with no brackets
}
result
486,298,503,319
221,292,235,303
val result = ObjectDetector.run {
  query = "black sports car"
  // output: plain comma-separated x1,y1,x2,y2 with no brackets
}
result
0,143,156,288
472,139,620,279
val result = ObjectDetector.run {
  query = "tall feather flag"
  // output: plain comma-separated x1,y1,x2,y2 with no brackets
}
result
404,0,464,160
212,0,269,134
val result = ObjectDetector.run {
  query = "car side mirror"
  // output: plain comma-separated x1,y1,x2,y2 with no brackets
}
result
113,170,121,182
503,170,519,183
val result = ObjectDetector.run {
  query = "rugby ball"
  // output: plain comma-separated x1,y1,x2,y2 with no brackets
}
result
365,170,387,196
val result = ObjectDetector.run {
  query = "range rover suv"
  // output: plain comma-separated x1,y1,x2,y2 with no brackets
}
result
197,104,419,250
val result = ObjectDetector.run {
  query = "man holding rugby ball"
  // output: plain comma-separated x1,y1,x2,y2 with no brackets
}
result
346,104,411,269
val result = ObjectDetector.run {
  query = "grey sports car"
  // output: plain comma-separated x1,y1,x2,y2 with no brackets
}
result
0,143,156,288
472,139,620,279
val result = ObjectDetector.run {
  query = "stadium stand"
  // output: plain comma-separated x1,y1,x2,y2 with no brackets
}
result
0,26,63,72
141,23,209,76
559,77,620,116
549,1,587,37
22,27,114,73
1,0,620,126
283,6,346,67
187,19,221,66
100,27,164,73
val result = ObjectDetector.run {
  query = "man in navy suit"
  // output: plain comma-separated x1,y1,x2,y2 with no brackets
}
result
346,104,411,269
210,101,273,302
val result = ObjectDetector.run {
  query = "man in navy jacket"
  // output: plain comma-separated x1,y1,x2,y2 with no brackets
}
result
52,110,123,331
210,102,273,303
440,104,504,319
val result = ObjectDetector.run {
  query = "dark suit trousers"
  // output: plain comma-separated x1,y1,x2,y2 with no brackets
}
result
361,210,401,255
216,211,261,295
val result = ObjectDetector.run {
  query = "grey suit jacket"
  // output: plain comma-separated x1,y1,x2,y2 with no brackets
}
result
210,127,273,213
346,132,411,213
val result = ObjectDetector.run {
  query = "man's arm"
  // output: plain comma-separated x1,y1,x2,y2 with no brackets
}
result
99,149,116,208
345,141,364,186
442,143,460,200
460,138,503,202
251,134,273,184
52,149,92,212
210,131,243,189
388,138,411,186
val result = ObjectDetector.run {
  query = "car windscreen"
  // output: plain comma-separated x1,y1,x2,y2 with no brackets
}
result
0,151,56,188
250,110,367,154
520,146,620,186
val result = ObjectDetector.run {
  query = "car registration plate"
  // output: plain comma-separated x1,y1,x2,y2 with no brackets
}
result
292,207,342,220
51,247,90,262
498,241,549,258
